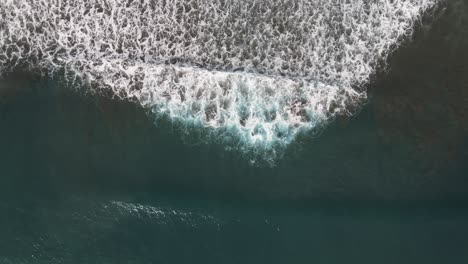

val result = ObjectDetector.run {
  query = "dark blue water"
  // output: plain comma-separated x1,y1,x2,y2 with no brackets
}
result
1,2,468,263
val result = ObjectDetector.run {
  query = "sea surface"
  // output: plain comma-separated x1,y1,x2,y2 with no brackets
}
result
1,1,468,263
0,69,467,263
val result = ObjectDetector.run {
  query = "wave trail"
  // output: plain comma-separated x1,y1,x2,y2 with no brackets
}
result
0,0,438,163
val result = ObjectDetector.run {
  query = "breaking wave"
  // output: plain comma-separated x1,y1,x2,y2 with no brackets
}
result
0,0,438,163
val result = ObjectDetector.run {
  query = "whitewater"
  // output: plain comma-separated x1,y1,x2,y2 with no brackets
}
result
0,0,439,163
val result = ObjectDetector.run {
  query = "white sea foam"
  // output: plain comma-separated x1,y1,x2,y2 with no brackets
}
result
0,0,438,163
108,201,221,227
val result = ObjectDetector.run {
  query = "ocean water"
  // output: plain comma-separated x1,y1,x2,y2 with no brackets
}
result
0,67,467,263
0,0,440,163
1,0,468,263
1,194,468,264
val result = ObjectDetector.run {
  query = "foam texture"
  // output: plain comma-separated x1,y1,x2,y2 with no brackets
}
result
0,0,438,163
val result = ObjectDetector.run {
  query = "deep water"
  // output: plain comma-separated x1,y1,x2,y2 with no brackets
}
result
0,74,466,203
1,194,468,264
0,71,467,263
1,1,468,263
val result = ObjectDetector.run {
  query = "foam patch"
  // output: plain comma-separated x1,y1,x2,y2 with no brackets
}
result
0,0,438,163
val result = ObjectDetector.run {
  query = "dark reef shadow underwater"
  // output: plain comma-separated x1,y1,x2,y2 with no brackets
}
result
0,2,468,264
